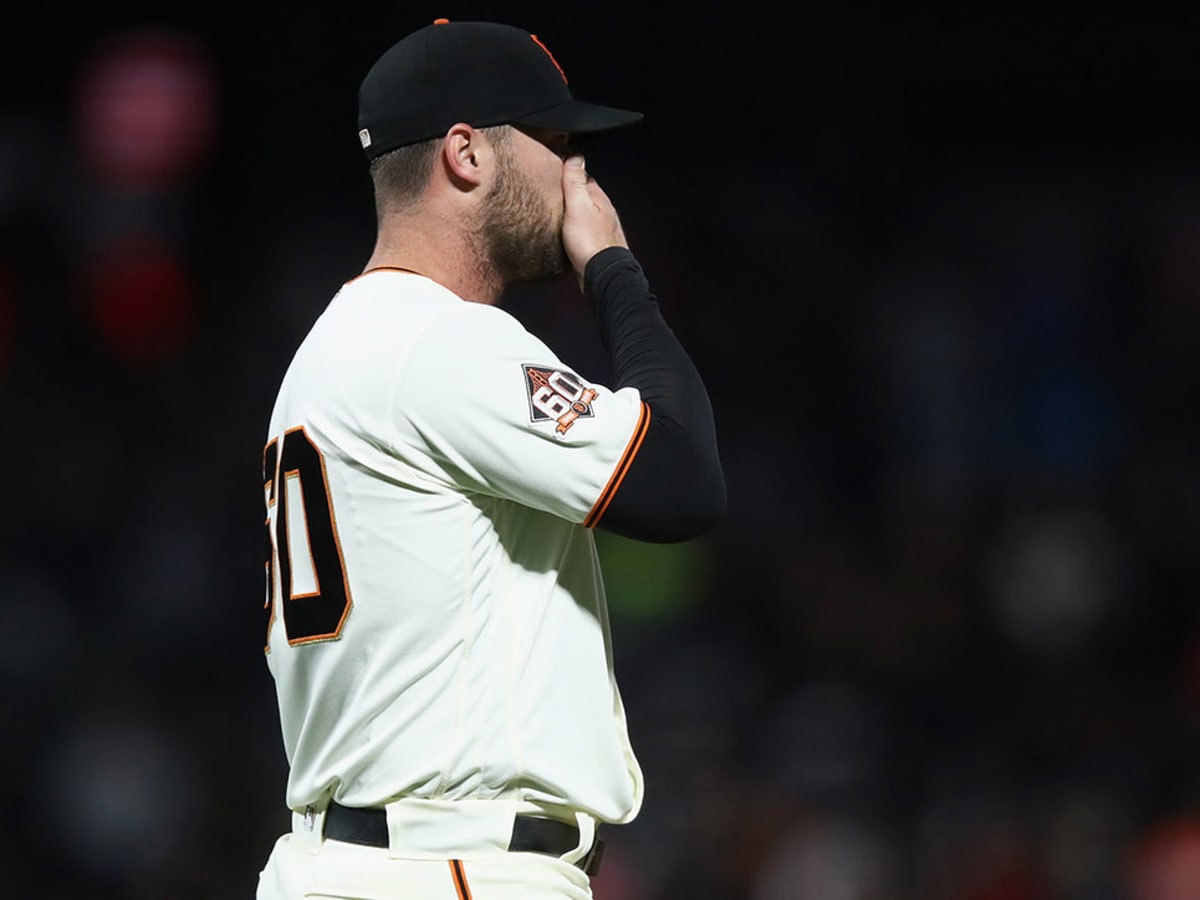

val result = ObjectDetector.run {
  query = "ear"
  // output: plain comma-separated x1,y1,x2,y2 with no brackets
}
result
440,123,491,190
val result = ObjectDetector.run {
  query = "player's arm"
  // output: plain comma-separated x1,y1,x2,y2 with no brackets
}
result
563,156,725,544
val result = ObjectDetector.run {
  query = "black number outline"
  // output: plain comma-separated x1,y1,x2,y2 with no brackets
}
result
262,426,353,648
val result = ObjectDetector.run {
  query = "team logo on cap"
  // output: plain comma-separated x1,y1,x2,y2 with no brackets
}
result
522,364,596,434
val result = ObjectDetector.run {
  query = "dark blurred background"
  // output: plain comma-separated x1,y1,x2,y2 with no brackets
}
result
5,3,1200,898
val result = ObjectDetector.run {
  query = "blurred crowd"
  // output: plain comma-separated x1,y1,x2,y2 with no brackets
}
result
4,12,1200,900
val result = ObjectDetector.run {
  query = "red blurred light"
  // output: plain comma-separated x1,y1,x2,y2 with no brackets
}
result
75,29,219,188
82,238,198,366
1128,817,1200,900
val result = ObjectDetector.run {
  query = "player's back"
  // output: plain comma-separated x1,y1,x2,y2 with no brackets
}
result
261,270,642,822
263,271,485,803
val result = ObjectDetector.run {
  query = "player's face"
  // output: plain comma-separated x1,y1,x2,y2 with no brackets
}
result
479,126,570,286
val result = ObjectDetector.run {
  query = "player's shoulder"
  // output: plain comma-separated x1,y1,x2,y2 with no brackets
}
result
429,300,546,367
311,270,546,376
334,271,524,331
336,268,460,313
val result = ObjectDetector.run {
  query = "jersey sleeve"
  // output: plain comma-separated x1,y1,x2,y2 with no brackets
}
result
389,302,648,525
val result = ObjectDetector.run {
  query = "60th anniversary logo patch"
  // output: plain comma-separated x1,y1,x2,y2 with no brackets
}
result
522,364,598,435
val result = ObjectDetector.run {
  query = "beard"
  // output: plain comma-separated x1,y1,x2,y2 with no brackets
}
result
478,143,568,287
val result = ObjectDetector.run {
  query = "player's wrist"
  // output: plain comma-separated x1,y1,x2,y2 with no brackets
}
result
582,247,642,303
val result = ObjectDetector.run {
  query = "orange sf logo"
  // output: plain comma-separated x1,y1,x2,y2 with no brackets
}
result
530,35,568,84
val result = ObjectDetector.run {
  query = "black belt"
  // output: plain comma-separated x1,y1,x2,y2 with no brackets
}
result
322,801,605,876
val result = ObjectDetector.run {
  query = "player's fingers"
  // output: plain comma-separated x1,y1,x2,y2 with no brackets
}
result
564,159,615,218
585,179,615,212
561,153,627,281
562,154,588,194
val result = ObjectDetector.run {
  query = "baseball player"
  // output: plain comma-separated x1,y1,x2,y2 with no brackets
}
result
255,19,724,900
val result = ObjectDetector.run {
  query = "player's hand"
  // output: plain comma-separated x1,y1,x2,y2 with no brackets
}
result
561,154,628,286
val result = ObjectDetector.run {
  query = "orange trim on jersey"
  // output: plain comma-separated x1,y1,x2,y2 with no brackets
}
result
263,437,280,654
449,860,474,900
284,424,355,646
584,401,650,528
343,266,424,287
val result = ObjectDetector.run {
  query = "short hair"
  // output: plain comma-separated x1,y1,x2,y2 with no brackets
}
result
367,126,512,215
368,139,439,214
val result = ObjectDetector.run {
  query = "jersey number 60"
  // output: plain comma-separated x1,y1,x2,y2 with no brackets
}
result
262,427,352,649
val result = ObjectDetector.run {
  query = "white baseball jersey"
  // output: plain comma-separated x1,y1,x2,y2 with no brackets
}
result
261,268,647,825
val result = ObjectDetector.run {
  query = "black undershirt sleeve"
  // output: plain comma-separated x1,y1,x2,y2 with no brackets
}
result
583,246,725,543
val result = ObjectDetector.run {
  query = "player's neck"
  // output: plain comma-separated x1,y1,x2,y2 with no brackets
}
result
365,215,503,305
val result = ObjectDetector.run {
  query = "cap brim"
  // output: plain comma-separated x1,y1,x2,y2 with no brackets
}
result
511,100,643,135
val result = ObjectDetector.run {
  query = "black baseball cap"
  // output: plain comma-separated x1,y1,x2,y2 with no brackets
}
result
357,18,643,160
